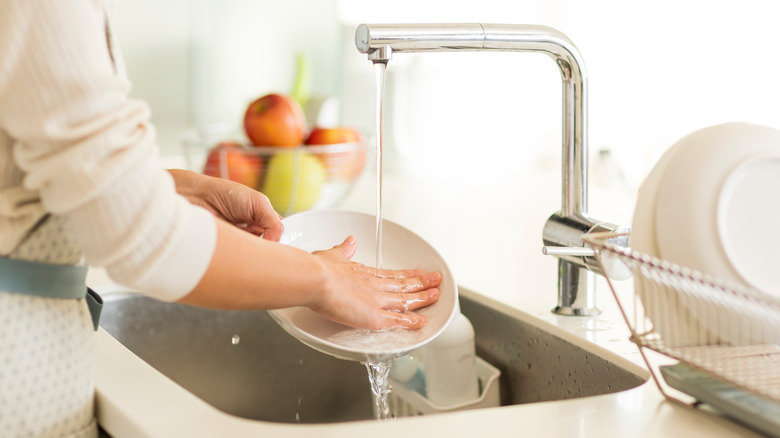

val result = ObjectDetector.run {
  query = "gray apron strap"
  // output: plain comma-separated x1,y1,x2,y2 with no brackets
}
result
85,288,103,331
0,257,102,330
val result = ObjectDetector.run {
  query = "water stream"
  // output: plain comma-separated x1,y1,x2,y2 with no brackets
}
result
364,359,393,420
363,61,395,421
374,61,386,270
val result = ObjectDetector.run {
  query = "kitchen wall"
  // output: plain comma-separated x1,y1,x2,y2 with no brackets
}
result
114,0,339,153
116,0,780,190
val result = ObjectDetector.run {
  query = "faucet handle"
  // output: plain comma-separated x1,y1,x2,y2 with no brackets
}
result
541,246,595,257
542,242,631,281
542,213,632,281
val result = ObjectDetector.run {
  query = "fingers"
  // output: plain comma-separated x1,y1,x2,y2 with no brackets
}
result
259,218,284,241
375,310,428,330
309,236,443,330
313,235,358,260
334,235,358,259
250,193,283,241
341,254,443,310
195,176,285,241
382,287,440,313
374,271,442,293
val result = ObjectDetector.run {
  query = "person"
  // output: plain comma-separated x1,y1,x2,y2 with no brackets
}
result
0,1,442,437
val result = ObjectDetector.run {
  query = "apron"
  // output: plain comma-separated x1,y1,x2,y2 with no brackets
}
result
0,215,101,438
0,2,118,436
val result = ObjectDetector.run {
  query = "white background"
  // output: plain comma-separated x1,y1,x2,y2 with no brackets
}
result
116,0,780,191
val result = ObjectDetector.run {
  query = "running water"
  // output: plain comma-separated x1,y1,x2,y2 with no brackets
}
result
364,61,394,421
374,61,387,270
364,359,393,420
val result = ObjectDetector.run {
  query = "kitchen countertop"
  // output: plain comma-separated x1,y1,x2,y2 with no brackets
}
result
90,161,764,437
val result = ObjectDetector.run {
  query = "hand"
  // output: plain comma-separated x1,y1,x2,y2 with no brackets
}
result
168,169,283,241
310,235,442,330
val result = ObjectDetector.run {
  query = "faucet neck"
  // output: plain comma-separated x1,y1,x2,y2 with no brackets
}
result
356,23,588,217
357,23,605,316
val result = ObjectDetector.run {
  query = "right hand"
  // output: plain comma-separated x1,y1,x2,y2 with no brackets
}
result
168,169,284,241
309,235,442,330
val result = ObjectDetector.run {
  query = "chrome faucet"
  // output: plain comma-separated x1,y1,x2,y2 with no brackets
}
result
356,23,629,316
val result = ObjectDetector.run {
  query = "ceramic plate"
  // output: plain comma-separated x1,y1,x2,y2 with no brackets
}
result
268,209,457,361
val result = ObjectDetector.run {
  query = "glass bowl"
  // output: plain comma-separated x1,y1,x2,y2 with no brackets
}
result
181,124,366,216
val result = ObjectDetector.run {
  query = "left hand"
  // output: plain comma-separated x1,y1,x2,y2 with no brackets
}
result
168,169,284,241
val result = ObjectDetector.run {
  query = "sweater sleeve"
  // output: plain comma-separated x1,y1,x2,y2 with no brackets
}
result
0,0,217,301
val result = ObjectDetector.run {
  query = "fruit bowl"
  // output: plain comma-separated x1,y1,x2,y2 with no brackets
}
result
181,125,367,217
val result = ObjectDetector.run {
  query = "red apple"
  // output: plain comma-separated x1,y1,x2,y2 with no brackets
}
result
243,93,306,147
305,126,362,145
203,142,262,189
305,127,365,181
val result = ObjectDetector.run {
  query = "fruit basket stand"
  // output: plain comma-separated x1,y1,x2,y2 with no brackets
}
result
584,232,780,437
180,123,366,217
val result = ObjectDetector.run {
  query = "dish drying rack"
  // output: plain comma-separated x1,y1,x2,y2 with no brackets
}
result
584,232,780,436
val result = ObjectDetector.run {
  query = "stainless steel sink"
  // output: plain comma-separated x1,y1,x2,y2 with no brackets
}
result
99,287,646,424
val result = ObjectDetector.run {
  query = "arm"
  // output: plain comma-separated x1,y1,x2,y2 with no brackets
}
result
180,221,441,329
0,0,440,330
168,169,442,329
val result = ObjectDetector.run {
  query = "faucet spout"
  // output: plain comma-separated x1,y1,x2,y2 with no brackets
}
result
356,23,627,316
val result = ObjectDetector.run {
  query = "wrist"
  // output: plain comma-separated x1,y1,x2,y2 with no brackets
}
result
302,254,332,310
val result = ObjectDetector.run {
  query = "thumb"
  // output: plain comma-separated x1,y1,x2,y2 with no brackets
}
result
331,235,358,260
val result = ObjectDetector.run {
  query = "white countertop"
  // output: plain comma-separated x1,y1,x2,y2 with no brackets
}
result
91,162,763,437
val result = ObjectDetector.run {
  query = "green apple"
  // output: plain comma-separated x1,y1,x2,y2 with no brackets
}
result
263,150,326,215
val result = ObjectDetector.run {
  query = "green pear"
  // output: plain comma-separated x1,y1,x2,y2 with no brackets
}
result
263,150,326,215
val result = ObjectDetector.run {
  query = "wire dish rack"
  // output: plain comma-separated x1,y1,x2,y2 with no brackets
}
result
584,232,780,435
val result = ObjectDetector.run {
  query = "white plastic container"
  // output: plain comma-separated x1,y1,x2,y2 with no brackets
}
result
422,313,480,407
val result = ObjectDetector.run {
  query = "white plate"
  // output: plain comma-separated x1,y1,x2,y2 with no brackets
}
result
268,210,458,361
717,156,780,297
654,123,780,291
631,137,698,347
630,138,687,257
636,123,780,347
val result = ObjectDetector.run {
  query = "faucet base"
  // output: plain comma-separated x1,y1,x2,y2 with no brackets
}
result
552,259,601,317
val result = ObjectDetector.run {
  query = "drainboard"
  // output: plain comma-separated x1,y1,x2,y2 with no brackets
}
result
99,287,646,424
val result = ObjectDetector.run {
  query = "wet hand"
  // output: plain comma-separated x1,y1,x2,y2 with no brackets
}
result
310,236,442,330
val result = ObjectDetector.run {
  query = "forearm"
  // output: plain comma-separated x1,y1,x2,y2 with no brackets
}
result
178,218,325,310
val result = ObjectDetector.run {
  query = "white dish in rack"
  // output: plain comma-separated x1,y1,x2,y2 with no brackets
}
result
631,123,780,347
654,122,780,297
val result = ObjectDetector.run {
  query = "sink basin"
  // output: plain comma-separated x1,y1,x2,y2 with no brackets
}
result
460,292,646,404
99,287,646,424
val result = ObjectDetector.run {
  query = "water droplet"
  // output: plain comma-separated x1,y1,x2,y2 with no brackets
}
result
231,335,240,345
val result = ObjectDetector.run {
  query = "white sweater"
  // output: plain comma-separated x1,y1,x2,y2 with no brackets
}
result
0,0,216,301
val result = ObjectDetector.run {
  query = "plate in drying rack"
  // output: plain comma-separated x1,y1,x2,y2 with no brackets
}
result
584,232,780,437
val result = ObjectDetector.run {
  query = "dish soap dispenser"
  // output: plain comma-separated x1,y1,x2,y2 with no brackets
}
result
423,313,479,406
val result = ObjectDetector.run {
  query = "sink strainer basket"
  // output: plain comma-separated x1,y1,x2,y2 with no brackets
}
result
388,356,500,417
585,232,780,436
